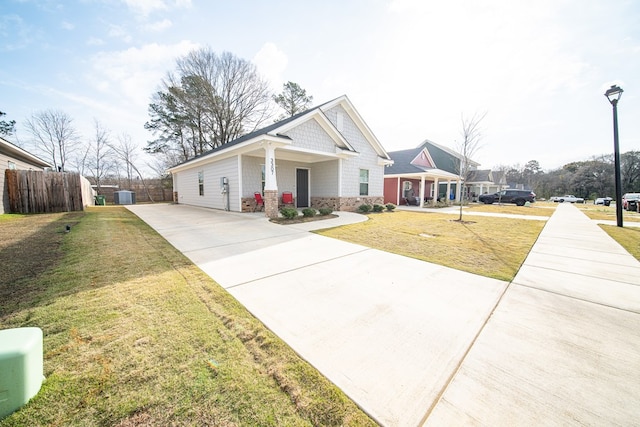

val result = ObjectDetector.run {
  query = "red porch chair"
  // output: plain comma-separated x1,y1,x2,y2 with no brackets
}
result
281,191,293,206
254,192,264,212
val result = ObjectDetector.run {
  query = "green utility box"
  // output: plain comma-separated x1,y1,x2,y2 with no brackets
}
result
95,195,106,206
0,327,44,419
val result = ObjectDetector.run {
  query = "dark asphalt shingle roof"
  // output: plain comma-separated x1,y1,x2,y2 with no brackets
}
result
170,96,348,169
385,148,426,174
418,140,459,174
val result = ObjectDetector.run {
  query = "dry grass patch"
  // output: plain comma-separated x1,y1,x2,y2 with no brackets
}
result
0,207,374,427
576,203,640,222
464,203,554,216
317,211,545,281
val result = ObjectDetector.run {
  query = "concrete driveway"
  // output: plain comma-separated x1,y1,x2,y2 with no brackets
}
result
127,203,640,426
127,204,508,426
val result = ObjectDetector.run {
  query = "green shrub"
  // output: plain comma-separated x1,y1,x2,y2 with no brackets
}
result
280,207,298,219
358,204,372,213
318,207,333,216
372,204,384,212
385,203,396,212
301,208,316,217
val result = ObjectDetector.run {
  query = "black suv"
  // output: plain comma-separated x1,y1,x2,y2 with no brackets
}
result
478,189,536,206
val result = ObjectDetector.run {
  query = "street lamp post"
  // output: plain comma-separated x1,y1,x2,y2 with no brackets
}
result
605,84,624,227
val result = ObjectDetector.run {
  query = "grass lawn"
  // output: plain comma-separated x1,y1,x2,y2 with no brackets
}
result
575,202,640,222
0,207,375,427
316,210,546,281
464,202,554,216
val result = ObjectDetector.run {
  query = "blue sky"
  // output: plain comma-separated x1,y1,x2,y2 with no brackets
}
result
1,0,639,173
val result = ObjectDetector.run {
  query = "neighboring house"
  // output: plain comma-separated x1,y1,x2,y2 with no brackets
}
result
1,136,51,214
384,139,470,207
168,95,393,218
384,139,506,207
466,169,507,201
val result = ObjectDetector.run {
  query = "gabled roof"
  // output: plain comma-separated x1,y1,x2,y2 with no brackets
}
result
168,95,391,172
417,139,459,175
0,136,51,169
385,147,460,179
467,169,491,182
385,148,425,175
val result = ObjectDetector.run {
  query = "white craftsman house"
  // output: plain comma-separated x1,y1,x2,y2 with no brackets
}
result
168,95,393,218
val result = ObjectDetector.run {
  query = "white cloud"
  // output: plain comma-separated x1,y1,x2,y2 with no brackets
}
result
144,18,172,32
108,24,132,43
253,42,288,90
61,21,74,30
121,0,192,18
86,37,105,46
0,14,36,51
88,40,200,108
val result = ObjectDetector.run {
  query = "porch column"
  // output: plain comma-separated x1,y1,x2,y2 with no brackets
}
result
264,143,278,218
446,181,452,205
419,176,425,208
433,178,439,206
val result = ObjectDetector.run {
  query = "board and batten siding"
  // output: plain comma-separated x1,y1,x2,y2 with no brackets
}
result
324,105,384,197
175,156,240,211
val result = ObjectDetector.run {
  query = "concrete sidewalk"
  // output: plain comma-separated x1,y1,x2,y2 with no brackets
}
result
127,203,640,426
426,203,640,425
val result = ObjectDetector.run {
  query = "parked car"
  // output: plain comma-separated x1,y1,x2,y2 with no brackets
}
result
550,195,585,203
478,189,536,206
622,193,640,210
594,197,613,206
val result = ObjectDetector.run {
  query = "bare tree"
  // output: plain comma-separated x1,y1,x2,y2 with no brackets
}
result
146,48,273,161
81,119,115,194
456,111,487,221
273,81,313,119
24,109,79,171
110,133,154,202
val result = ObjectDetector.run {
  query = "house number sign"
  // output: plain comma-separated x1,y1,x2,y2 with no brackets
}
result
270,158,274,174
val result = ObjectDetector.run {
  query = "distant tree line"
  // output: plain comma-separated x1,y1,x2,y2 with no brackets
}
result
502,154,640,200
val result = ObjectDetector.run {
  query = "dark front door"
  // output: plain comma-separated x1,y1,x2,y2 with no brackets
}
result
296,168,309,207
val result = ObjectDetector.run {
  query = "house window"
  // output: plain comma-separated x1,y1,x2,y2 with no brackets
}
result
198,171,204,196
359,169,369,196
7,161,16,170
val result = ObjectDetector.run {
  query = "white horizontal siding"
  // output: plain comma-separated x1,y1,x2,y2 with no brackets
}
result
175,156,240,211
326,105,384,197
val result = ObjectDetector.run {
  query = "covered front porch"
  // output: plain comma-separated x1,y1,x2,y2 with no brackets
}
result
239,140,386,217
384,170,462,208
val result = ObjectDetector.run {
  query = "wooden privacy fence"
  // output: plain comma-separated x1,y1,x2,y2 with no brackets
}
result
5,170,84,213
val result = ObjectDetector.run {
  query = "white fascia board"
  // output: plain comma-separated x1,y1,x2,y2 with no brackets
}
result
0,136,51,168
321,95,391,160
410,148,436,167
385,168,460,180
378,157,394,166
167,134,290,173
336,147,359,158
